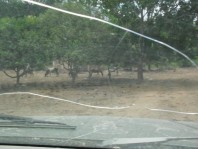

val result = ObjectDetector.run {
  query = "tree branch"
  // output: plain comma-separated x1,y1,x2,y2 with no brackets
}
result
3,70,17,78
3,68,26,78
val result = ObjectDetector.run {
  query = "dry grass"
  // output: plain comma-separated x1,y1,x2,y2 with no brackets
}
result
0,68,198,122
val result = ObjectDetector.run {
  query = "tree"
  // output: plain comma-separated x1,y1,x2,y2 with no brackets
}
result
0,0,64,18
155,0,198,67
37,2,116,82
93,0,161,81
0,16,48,84
85,0,197,80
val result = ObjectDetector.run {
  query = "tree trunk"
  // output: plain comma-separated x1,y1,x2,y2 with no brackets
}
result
137,56,144,82
148,63,151,71
137,35,144,82
16,68,20,85
137,9,145,82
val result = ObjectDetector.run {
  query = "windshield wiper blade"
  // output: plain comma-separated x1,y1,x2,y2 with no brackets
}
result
0,114,76,129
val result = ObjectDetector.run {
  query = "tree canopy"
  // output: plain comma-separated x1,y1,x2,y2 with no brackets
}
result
0,0,197,84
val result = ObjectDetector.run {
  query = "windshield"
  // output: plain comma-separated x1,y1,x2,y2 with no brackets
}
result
0,0,198,148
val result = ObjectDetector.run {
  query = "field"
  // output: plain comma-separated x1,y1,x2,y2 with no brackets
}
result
0,68,198,122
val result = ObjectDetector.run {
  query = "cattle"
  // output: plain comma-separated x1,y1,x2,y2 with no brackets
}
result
88,65,103,79
45,67,59,77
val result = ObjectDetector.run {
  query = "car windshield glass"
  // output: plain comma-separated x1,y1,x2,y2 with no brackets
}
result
0,0,198,147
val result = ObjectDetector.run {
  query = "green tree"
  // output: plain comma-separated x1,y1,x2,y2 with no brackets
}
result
94,0,161,81
86,0,197,80
155,0,198,67
0,16,48,84
0,0,64,18
37,2,115,82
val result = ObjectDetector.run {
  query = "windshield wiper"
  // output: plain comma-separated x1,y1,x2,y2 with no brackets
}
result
0,114,76,129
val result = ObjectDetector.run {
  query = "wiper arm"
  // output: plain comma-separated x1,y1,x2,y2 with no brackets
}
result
0,114,76,129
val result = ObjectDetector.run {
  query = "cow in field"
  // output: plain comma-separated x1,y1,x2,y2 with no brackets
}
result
45,67,59,77
88,65,103,79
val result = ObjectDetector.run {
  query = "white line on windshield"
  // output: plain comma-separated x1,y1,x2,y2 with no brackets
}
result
0,92,131,110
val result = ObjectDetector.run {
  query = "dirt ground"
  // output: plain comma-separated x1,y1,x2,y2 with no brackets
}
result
0,68,198,122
